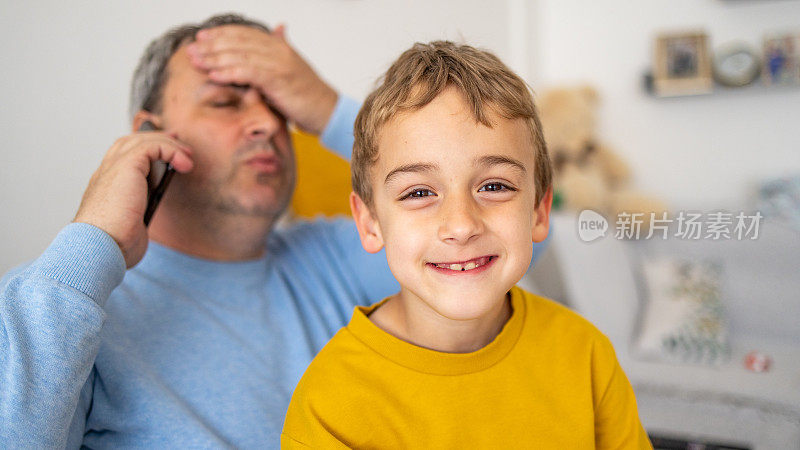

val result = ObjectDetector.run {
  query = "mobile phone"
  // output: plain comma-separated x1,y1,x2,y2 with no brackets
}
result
140,120,176,226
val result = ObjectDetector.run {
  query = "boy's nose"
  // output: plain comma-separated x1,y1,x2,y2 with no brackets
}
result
437,194,484,244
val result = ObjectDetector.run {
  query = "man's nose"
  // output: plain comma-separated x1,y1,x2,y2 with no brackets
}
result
243,98,283,141
437,193,484,244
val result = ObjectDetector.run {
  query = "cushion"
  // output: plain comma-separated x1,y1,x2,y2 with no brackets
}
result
633,257,729,365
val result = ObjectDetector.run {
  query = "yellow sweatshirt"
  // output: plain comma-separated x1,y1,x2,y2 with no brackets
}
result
282,286,652,449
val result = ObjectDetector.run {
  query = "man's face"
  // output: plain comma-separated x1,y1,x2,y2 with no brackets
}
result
155,42,295,219
353,87,551,321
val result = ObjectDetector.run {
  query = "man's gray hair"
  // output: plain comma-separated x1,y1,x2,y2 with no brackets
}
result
129,13,270,120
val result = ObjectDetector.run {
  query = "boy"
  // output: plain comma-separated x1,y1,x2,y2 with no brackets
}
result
281,41,652,449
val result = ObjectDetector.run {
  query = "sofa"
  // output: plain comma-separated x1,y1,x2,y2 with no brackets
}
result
521,212,800,449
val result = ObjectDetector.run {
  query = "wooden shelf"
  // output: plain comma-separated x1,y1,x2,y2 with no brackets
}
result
642,71,800,98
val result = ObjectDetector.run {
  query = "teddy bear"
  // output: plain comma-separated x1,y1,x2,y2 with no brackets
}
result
538,86,666,231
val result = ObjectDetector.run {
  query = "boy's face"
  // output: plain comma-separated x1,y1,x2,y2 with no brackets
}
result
351,87,551,321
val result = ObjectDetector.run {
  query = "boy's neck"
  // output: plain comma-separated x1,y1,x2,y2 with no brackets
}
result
369,290,513,353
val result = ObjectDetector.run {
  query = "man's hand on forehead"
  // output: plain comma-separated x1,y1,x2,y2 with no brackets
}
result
185,24,337,135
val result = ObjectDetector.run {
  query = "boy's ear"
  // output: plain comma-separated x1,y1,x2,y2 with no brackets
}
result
532,187,553,243
350,192,385,253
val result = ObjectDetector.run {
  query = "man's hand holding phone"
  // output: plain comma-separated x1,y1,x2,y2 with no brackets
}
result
73,125,193,269
141,121,177,226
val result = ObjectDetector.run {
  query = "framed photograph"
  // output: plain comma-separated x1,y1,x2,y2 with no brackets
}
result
653,31,713,97
762,32,800,86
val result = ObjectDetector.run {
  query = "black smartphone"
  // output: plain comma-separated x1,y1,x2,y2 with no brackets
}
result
139,121,176,226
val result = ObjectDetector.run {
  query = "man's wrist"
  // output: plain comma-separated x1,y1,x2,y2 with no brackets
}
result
320,95,361,160
33,222,126,306
305,85,338,136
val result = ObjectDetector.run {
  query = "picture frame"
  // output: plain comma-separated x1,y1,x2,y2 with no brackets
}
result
762,32,800,86
653,31,713,97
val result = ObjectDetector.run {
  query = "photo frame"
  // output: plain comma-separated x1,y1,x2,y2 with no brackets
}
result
653,31,713,97
762,32,800,86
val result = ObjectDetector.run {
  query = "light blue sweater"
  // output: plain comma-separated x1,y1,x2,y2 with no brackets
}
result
0,97,401,449
0,96,544,448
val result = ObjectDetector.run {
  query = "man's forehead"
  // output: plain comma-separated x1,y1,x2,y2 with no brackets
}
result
161,45,203,93
165,46,249,94
166,45,202,78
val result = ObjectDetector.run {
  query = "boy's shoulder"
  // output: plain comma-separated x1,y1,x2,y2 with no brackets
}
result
282,324,382,444
513,286,614,352
287,322,374,404
296,325,363,378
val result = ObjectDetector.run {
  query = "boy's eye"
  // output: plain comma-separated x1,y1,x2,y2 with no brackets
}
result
478,182,514,192
399,188,436,200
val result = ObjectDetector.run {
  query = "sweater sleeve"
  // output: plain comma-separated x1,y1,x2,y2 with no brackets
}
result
319,95,360,160
592,334,653,449
0,223,125,449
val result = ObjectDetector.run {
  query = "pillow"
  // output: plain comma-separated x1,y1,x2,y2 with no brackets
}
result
633,257,730,365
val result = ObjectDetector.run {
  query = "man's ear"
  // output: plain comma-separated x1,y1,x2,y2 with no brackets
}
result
532,187,553,243
132,111,162,132
350,192,384,253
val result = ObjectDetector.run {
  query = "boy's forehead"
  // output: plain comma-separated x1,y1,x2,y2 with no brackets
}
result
375,90,536,172
389,87,482,127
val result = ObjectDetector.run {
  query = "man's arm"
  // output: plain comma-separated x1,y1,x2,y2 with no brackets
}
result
0,126,193,447
319,95,361,159
0,224,124,448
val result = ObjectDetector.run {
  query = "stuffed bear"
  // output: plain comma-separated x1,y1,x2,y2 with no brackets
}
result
538,86,666,231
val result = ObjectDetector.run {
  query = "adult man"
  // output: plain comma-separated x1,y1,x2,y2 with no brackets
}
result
1,14,396,448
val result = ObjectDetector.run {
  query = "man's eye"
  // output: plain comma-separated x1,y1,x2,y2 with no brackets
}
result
399,188,436,200
210,99,238,108
478,182,514,192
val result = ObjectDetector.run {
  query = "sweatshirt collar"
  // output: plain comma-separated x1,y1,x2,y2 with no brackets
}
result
346,286,527,375
136,239,272,287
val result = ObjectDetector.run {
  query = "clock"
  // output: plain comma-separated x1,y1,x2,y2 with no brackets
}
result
713,43,761,87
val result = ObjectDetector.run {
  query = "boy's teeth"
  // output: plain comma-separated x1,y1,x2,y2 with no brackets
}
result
435,257,490,271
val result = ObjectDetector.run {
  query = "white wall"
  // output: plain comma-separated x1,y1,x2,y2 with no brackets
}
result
0,0,512,274
530,0,800,210
3,0,798,274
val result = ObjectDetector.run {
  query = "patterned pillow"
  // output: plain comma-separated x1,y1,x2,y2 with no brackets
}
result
633,258,730,365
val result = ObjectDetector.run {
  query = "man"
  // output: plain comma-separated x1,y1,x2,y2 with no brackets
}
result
1,14,396,448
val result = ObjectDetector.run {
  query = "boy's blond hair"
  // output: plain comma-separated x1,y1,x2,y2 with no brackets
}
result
352,40,552,208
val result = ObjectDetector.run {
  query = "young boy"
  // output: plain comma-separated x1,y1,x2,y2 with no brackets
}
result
281,41,652,449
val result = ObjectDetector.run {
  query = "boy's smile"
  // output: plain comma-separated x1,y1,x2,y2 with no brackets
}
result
351,86,551,352
428,255,496,273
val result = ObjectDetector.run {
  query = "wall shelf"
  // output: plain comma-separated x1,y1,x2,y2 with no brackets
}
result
642,71,800,98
